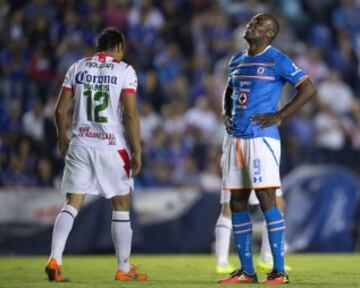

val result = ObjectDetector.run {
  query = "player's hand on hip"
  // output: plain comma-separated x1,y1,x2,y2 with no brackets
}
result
251,112,283,128
222,114,233,133
58,135,70,157
131,153,142,176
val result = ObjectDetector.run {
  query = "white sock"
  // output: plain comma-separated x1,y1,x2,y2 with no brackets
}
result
112,211,133,272
215,214,232,267
260,220,272,263
50,204,78,265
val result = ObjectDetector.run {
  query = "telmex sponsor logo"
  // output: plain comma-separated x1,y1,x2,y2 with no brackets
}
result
75,71,117,84
85,62,114,69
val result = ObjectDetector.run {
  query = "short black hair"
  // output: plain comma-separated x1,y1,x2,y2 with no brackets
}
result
96,27,125,52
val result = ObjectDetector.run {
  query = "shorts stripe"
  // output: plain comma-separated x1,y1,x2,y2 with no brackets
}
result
236,139,244,168
262,138,279,166
118,149,130,177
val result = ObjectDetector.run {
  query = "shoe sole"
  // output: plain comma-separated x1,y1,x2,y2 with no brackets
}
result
218,281,258,284
45,266,65,282
117,275,148,281
45,266,56,281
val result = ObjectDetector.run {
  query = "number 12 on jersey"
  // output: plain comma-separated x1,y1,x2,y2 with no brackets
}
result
83,90,109,123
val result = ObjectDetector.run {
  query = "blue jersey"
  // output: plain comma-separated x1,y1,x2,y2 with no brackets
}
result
227,46,308,139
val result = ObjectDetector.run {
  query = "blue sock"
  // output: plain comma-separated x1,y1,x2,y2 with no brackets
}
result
264,206,286,274
232,211,254,275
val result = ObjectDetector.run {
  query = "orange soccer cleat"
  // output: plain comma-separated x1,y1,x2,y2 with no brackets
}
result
218,269,258,284
262,271,289,285
45,258,64,282
114,265,148,281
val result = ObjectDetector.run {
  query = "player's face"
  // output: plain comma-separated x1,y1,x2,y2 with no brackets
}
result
244,15,273,42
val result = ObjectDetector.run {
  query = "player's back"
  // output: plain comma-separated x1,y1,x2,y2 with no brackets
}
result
62,52,137,150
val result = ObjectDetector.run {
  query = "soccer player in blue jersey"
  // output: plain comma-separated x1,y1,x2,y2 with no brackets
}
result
218,13,316,285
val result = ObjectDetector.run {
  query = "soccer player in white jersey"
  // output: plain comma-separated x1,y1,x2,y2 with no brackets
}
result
45,28,147,282
218,14,316,285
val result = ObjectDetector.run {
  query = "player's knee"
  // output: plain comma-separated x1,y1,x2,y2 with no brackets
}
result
221,203,232,218
255,189,276,212
230,190,251,212
111,194,130,211
276,196,286,212
66,193,85,210
230,197,248,212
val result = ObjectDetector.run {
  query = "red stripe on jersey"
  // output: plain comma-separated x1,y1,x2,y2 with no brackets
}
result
97,52,107,63
118,149,131,177
295,75,309,88
112,59,120,63
122,88,136,95
62,86,73,92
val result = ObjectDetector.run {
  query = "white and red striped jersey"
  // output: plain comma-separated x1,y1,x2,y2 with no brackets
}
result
62,52,137,150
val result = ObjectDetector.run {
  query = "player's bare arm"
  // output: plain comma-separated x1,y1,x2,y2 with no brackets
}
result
55,87,74,157
252,77,316,128
222,85,233,133
122,91,142,176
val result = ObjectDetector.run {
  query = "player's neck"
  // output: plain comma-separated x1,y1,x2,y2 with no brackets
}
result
106,51,122,61
247,42,270,57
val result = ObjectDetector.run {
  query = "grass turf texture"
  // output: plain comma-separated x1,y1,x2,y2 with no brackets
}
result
0,254,359,288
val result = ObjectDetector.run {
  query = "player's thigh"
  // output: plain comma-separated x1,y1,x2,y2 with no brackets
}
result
248,137,281,189
66,193,86,210
111,194,130,211
61,145,95,193
230,188,252,211
222,136,252,189
94,149,133,199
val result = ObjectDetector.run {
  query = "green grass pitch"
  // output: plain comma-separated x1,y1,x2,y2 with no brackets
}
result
0,254,359,287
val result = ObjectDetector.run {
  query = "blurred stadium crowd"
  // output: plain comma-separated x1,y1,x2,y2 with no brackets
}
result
0,0,360,189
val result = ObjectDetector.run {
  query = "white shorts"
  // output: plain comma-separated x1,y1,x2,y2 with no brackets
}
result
222,135,281,190
220,188,283,205
61,145,134,199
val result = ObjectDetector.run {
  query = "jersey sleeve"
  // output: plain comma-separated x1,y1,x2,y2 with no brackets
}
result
62,63,76,92
122,66,138,95
276,53,309,88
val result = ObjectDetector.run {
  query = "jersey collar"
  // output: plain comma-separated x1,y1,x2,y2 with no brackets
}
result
95,52,121,63
245,45,271,57
96,52,107,63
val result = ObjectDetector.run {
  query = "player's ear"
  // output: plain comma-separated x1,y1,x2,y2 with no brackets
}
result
266,29,275,39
